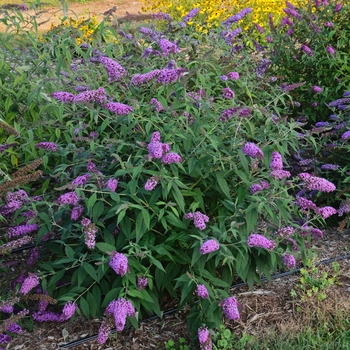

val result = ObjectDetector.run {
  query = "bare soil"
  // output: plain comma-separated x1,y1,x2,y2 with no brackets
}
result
0,0,143,32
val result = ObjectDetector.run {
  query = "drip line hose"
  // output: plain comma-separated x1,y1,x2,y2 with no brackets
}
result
59,252,350,349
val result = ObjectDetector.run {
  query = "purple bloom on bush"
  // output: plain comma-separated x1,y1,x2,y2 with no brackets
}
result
199,239,220,254
270,152,283,170
27,247,40,265
61,301,77,321
0,334,11,343
150,98,165,112
161,152,182,164
220,75,228,81
159,38,179,56
104,102,133,115
221,297,240,320
317,206,337,219
71,205,84,221
19,273,40,295
56,191,79,206
274,227,295,238
32,311,62,322
334,3,342,12
247,233,276,250
109,252,128,276
329,98,350,107
8,224,38,239
148,141,164,159
144,176,159,191
282,254,296,269
84,223,98,249
321,164,339,170
195,284,209,299
71,174,90,187
270,169,291,180
106,178,119,192
298,173,336,192
312,102,318,107
182,8,200,22
296,197,317,211
222,87,235,99
242,142,264,158
156,68,186,85
137,276,148,291
73,87,108,104
326,45,336,55
227,71,240,80
50,91,75,103
35,142,57,152
301,44,313,56
312,86,323,93
81,218,91,227
99,57,127,81
198,327,212,350
131,70,161,85
185,211,209,230
6,323,22,333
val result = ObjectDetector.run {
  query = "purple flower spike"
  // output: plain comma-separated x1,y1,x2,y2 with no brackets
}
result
326,45,336,55
282,254,296,269
161,152,182,164
312,86,323,93
221,297,240,320
109,252,128,276
270,152,283,170
199,239,219,254
35,142,57,152
50,91,75,103
301,44,313,56
159,38,179,56
195,284,209,299
137,276,148,291
198,327,212,350
222,87,235,99
56,191,79,206
247,233,276,250
104,102,133,115
242,142,264,158
144,176,159,191
99,57,127,81
61,301,77,321
19,273,40,295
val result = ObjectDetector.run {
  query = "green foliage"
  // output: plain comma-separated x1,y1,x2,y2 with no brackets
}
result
165,337,190,350
291,261,341,302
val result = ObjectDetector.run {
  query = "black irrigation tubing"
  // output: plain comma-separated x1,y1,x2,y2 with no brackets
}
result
59,252,350,349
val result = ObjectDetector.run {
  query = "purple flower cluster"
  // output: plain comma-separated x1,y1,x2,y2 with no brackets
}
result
27,247,40,265
222,8,252,27
159,38,179,56
198,327,212,350
35,142,57,152
282,254,296,269
247,233,276,250
8,224,38,239
184,211,209,230
270,152,283,170
195,284,209,299
156,68,186,85
222,87,235,99
104,102,133,115
99,56,127,81
317,206,337,219
301,44,313,56
109,252,128,276
0,143,17,153
182,8,199,23
56,191,79,205
73,87,107,104
106,178,118,192
326,45,336,55
228,71,240,80
221,297,240,320
329,98,350,107
199,239,220,254
150,98,165,112
50,92,75,103
144,176,159,191
161,152,183,164
61,301,77,321
250,180,269,194
338,200,350,216
137,276,148,291
71,174,90,187
97,298,135,344
71,205,84,221
296,197,317,211
138,26,161,41
321,164,339,171
342,131,350,140
19,273,40,295
312,86,323,93
298,173,336,192
242,142,264,158
131,69,161,85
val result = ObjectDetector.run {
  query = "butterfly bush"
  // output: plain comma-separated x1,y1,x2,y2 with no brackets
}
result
2,2,348,347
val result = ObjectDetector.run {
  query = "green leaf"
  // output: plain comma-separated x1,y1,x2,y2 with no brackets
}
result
79,297,90,318
92,201,104,223
87,193,97,214
86,292,97,317
128,289,154,303
65,246,74,259
82,262,97,280
215,173,231,199
171,183,185,213
95,242,116,253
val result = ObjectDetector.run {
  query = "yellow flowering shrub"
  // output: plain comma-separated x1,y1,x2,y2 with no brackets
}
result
49,15,99,44
141,0,309,31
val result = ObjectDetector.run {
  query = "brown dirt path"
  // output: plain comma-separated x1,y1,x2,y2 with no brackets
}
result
0,0,143,32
